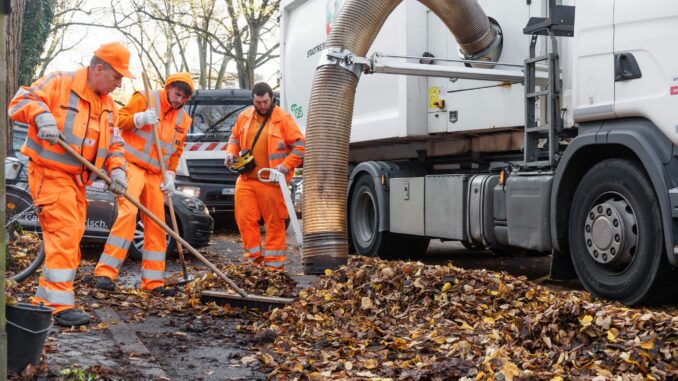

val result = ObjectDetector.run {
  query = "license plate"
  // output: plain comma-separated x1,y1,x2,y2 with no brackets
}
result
222,188,235,195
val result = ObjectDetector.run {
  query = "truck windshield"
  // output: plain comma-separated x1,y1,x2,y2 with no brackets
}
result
184,89,277,143
186,104,247,142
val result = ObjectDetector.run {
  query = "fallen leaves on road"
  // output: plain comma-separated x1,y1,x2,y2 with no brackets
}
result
6,231,42,278
72,261,298,324
256,257,678,380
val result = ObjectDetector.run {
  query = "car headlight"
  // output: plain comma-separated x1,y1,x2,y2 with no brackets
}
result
177,186,200,198
181,197,207,213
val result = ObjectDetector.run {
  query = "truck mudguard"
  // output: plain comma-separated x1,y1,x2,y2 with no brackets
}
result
551,117,678,267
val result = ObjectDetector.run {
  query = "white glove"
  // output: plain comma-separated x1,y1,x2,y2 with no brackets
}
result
133,109,158,128
35,112,59,145
160,171,175,195
108,168,127,196
224,152,236,167
276,164,289,175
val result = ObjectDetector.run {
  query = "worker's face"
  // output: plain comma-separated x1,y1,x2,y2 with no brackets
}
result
91,64,123,95
167,87,191,109
253,93,273,116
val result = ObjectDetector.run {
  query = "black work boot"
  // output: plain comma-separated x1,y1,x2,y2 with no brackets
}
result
150,286,176,297
93,276,116,291
54,309,91,327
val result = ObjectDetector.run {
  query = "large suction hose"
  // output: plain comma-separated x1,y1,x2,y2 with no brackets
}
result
302,0,498,274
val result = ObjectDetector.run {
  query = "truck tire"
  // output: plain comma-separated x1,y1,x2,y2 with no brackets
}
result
349,175,429,259
568,159,670,306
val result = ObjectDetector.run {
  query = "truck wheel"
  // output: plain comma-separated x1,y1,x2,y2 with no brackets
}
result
349,175,429,258
568,159,669,305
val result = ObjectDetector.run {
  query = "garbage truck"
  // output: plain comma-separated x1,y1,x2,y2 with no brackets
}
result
280,0,678,305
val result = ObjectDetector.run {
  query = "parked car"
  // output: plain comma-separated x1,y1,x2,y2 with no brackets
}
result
7,124,214,258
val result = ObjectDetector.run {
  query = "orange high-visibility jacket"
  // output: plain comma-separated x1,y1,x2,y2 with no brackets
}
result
227,106,305,181
8,68,126,178
118,90,190,173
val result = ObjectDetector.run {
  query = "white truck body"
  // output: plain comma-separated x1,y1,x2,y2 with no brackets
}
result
281,0,678,145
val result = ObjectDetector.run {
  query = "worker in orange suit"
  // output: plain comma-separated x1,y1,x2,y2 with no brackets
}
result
92,73,194,296
224,82,305,271
8,42,132,326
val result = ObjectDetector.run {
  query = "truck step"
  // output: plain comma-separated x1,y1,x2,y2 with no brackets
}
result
526,90,550,98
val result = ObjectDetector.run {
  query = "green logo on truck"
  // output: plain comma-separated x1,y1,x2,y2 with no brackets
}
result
290,104,304,119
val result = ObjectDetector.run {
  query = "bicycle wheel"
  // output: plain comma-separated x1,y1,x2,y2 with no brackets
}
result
6,186,45,282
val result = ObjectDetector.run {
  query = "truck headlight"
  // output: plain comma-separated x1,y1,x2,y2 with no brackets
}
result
181,197,207,214
177,186,200,198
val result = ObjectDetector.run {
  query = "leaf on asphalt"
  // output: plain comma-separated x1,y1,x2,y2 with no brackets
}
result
240,355,257,364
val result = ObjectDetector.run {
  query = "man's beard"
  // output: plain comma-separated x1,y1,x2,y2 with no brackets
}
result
255,105,272,116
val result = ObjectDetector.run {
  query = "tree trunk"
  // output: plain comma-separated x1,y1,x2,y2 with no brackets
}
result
4,0,25,153
215,57,229,89
0,4,9,379
197,34,207,89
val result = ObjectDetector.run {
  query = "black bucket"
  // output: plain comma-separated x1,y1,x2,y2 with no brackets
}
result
7,302,54,373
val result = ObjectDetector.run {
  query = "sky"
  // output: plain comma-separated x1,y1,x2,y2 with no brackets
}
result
43,1,280,100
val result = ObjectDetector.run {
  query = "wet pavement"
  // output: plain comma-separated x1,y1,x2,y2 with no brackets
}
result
29,224,304,380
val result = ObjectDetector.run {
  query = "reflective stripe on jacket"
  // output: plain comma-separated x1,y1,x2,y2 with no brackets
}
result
8,68,126,178
118,90,190,173
227,106,305,182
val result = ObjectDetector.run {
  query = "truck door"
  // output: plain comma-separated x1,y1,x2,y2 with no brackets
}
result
613,0,678,143
572,0,615,122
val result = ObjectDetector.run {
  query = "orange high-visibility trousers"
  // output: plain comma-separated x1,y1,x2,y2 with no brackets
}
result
28,161,87,314
94,163,167,290
234,177,288,271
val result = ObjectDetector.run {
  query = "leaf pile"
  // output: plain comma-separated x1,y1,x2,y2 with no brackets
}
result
77,261,297,323
186,260,298,299
6,231,42,276
258,257,678,380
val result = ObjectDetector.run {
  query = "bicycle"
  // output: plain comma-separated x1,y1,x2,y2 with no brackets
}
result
5,185,45,282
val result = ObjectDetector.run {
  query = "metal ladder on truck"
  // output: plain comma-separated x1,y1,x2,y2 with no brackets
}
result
522,0,575,169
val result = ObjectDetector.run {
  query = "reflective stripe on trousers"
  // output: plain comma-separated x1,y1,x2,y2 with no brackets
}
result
243,245,262,259
94,163,167,290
